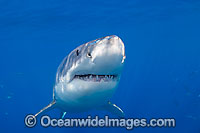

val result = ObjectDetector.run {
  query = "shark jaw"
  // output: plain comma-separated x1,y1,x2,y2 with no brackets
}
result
55,72,120,111
55,75,119,112
73,74,119,82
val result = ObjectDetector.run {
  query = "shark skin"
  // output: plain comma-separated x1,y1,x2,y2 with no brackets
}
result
34,35,126,118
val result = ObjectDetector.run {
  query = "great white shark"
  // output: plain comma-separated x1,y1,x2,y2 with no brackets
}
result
34,35,126,118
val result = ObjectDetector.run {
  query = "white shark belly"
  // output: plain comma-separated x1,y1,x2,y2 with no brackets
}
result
54,79,118,112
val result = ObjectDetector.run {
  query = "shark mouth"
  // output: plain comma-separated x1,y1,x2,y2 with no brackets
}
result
73,74,118,82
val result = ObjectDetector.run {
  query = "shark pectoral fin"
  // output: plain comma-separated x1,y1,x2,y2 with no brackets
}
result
103,101,125,118
34,100,56,118
61,112,67,119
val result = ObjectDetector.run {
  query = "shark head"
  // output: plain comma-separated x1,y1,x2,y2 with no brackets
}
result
56,35,125,83
55,35,126,111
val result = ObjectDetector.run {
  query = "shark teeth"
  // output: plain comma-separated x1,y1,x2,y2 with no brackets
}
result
74,74,118,82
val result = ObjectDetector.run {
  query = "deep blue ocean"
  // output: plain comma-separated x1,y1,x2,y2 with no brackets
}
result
0,0,200,132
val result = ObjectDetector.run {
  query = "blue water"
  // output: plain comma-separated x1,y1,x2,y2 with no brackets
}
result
0,0,200,132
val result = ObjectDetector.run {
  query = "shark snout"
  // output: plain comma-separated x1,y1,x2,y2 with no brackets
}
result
90,35,125,73
108,35,126,63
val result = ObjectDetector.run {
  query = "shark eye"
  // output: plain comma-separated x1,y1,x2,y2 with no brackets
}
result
87,52,92,58
76,50,79,56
